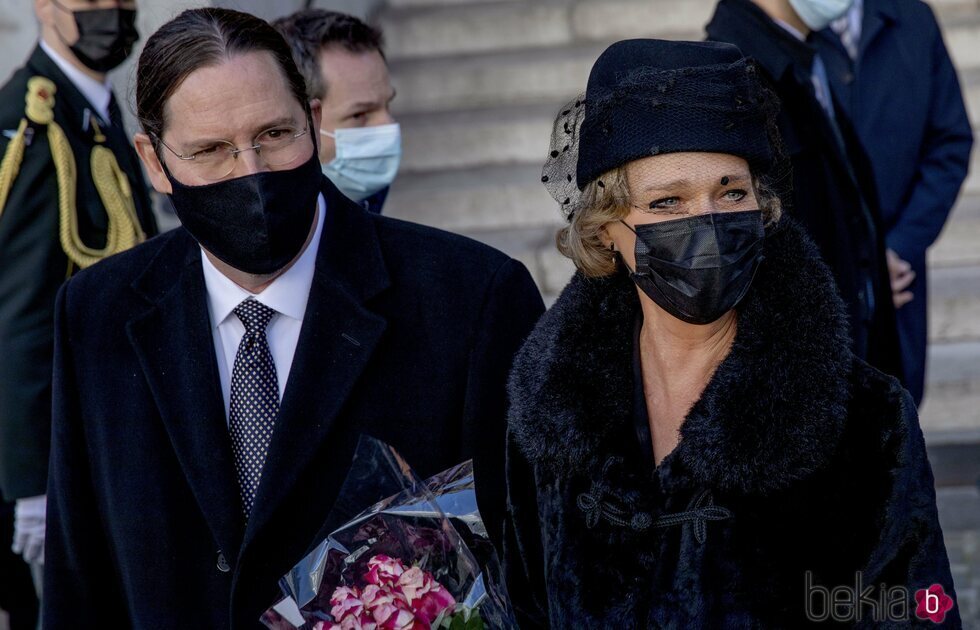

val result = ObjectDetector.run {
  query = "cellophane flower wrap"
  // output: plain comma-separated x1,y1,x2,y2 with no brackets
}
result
260,437,517,630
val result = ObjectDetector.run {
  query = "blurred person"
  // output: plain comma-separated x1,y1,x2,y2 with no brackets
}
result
706,0,905,383
0,0,156,599
43,8,543,626
503,38,957,627
814,0,974,404
273,9,397,214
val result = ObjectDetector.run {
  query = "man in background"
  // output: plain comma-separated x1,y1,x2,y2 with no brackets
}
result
815,0,974,405
706,0,904,384
0,0,156,606
274,9,399,214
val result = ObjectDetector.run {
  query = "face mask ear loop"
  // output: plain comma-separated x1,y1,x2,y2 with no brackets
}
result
617,219,640,275
49,0,77,53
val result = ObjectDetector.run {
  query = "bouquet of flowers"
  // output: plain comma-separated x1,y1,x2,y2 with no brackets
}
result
260,437,516,630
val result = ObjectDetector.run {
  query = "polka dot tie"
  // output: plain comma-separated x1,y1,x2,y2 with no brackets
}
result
229,299,280,518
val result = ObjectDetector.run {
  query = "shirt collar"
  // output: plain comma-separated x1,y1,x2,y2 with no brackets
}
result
201,192,326,328
39,38,112,125
773,18,807,42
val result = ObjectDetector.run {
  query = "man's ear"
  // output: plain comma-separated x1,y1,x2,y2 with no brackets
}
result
134,133,173,195
309,98,324,159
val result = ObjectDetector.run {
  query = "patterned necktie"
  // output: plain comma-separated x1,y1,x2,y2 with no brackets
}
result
229,299,280,517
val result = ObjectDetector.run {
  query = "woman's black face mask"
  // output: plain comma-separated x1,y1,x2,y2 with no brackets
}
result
163,140,322,276
622,210,765,325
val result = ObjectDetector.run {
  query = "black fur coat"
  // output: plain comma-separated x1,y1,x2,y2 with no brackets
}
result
503,219,960,628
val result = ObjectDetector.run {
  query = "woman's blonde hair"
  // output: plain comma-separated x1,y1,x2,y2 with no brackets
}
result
557,164,783,278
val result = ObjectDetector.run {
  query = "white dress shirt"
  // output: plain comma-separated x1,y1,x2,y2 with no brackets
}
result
201,193,326,422
39,38,112,126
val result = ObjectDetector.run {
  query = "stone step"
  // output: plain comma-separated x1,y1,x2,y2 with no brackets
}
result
381,0,711,61
386,0,518,8
389,41,600,114
964,69,980,126
399,102,556,173
935,485,980,532
930,264,980,342
386,162,558,231
382,0,980,62
925,340,980,388
930,189,980,267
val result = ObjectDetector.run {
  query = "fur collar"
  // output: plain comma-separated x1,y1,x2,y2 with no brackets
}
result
508,218,853,496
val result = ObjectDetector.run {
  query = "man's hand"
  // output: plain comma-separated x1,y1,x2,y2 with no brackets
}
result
12,494,46,565
886,248,916,309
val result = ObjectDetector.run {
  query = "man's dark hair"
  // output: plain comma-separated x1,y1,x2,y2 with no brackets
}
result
272,9,385,101
136,7,311,143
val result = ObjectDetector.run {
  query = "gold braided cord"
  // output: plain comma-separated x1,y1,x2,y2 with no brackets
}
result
0,118,28,218
0,76,145,270
50,123,145,270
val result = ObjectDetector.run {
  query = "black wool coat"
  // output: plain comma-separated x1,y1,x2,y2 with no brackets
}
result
44,178,544,629
503,218,959,628
706,0,903,386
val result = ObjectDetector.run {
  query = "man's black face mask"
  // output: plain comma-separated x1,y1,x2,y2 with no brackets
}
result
163,144,322,276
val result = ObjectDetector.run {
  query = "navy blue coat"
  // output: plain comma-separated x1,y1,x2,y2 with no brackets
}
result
44,178,544,628
815,0,974,403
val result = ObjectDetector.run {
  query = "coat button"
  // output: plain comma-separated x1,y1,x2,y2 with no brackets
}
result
216,551,231,573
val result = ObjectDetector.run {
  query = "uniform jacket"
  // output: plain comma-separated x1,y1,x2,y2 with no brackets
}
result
0,45,157,499
44,178,544,629
815,0,974,403
706,0,904,385
504,218,959,628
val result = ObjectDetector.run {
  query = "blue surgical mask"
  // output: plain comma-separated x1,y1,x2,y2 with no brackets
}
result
320,123,401,202
788,0,854,31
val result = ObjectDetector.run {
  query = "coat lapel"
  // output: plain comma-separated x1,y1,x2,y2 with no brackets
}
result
243,181,390,546
126,230,244,556
858,0,898,61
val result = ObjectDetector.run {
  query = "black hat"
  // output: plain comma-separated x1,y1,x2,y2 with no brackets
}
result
575,39,774,189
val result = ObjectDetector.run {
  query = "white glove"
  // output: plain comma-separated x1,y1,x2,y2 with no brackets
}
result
12,494,46,566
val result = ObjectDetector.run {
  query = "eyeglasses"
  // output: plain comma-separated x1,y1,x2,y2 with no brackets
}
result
156,124,311,181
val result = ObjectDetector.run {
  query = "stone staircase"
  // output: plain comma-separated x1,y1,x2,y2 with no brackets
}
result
378,0,980,617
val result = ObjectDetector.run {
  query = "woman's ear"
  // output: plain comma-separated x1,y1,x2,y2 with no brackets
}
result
599,225,615,251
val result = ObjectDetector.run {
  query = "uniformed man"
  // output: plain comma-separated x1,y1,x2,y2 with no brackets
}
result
0,0,157,598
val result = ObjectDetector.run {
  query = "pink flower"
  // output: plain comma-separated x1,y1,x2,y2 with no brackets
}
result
364,555,407,587
413,585,455,626
328,616,378,630
371,602,419,630
330,586,365,622
392,567,456,625
360,584,401,611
